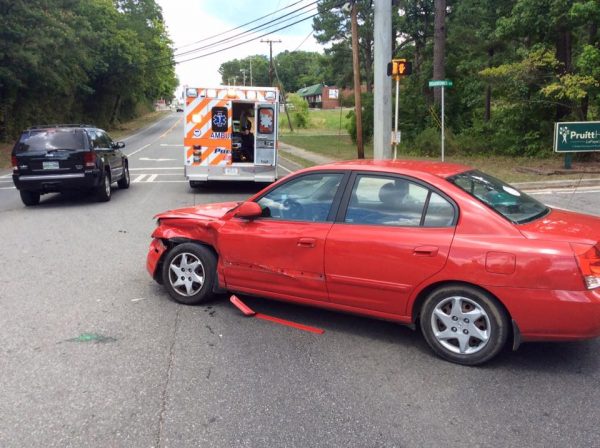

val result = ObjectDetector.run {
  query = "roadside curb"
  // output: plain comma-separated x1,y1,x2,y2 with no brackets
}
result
512,178,600,190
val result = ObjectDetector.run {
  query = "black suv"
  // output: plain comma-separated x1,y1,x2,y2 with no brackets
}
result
11,124,130,206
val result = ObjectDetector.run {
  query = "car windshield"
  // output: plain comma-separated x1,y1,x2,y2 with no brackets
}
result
447,170,549,224
14,129,86,152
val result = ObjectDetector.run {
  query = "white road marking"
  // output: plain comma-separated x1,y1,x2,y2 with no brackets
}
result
139,157,175,162
127,143,151,157
0,186,15,190
159,144,184,147
277,164,292,174
132,174,147,183
129,167,181,171
147,174,158,182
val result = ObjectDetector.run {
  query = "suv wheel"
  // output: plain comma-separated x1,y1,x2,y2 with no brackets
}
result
20,190,40,206
96,171,111,202
117,161,130,189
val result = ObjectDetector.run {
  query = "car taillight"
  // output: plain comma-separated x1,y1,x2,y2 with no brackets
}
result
83,152,97,168
11,155,17,171
572,243,600,289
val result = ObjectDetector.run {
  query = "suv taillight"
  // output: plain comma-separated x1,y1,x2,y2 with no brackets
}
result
83,151,97,168
572,243,600,289
11,155,17,171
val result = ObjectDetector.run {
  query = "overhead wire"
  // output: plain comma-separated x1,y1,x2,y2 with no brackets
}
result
174,0,311,51
172,2,319,60
152,0,346,69
172,12,320,66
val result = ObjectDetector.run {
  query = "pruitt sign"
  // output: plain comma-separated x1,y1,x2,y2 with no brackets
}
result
554,121,600,152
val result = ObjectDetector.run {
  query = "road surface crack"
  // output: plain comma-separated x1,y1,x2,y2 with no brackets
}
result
156,306,181,448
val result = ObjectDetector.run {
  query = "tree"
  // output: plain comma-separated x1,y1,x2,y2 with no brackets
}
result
312,0,374,90
219,55,269,86
432,0,446,105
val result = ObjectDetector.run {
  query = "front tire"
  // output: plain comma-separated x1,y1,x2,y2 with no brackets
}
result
420,285,509,366
96,171,111,202
20,190,40,206
117,162,130,189
161,243,217,305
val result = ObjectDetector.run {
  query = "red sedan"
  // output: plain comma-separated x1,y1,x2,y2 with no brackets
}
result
147,160,600,365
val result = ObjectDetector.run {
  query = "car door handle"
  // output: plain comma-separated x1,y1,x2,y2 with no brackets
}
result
414,246,439,256
297,238,316,248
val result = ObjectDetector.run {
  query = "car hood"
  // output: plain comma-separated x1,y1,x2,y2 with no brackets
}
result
155,201,240,221
518,208,600,244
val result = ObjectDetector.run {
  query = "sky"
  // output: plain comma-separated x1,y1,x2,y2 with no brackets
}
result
156,0,325,93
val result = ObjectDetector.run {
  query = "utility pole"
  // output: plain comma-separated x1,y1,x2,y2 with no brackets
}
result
250,58,253,85
240,68,247,86
261,39,281,86
350,1,364,159
374,0,392,159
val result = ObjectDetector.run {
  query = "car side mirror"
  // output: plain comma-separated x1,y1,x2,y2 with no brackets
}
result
112,141,126,149
234,201,262,219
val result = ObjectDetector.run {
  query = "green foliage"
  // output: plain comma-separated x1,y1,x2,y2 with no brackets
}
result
346,92,374,144
0,0,177,140
285,93,310,129
219,55,269,86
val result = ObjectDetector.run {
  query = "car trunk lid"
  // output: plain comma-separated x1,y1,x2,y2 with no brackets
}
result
518,208,600,245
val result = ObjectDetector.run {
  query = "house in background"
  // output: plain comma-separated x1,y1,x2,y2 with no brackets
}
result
296,83,340,109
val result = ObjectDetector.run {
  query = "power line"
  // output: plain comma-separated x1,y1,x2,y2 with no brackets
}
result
174,0,311,51
292,30,314,52
171,12,320,67
172,4,318,60
146,1,320,68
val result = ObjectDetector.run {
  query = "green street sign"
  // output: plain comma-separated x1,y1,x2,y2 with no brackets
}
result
554,121,600,152
428,79,453,88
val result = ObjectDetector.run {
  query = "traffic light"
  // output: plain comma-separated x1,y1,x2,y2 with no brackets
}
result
387,59,412,78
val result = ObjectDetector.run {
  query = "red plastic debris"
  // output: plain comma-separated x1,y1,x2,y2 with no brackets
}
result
229,295,324,335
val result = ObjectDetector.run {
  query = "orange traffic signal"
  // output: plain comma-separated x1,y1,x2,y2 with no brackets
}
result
387,59,412,77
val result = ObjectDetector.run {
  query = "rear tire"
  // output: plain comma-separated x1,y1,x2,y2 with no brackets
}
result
420,285,509,366
96,171,111,202
20,190,40,206
161,243,217,305
189,180,208,189
117,162,130,189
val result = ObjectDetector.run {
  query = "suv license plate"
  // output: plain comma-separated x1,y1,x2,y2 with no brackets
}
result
224,167,238,175
43,161,59,170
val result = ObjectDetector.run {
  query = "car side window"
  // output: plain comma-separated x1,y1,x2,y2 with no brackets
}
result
344,175,430,227
423,192,455,227
256,173,343,222
98,131,112,149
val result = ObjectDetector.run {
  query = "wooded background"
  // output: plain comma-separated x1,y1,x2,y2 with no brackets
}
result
0,0,177,140
219,0,600,156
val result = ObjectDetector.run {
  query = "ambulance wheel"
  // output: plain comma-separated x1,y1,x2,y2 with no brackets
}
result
162,243,217,305
190,180,208,189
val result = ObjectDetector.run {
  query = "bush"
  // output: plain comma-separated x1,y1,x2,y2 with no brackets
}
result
346,92,374,143
412,127,458,157
285,93,310,128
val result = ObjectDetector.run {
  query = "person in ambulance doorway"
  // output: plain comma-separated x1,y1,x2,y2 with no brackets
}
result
239,119,254,163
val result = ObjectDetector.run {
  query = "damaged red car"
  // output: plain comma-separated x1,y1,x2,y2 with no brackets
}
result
147,160,600,365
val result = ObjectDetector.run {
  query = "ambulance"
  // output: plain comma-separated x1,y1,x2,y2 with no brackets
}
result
183,85,280,187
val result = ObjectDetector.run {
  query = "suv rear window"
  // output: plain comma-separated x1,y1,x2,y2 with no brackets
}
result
14,129,87,152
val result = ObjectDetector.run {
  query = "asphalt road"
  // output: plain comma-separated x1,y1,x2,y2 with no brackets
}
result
1,114,599,447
